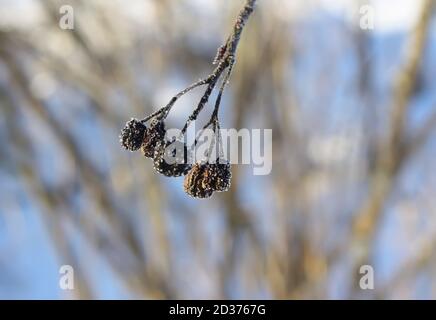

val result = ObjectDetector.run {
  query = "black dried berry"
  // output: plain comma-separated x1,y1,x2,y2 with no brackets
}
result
211,159,232,192
141,119,166,158
153,139,192,177
183,159,232,199
120,118,147,151
184,162,214,198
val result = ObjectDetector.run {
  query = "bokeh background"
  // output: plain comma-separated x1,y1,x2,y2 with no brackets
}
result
0,0,435,299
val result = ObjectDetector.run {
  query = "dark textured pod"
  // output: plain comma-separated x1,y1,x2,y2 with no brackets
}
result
141,119,166,158
184,159,232,199
153,139,192,177
120,118,147,151
183,162,214,198
211,159,232,192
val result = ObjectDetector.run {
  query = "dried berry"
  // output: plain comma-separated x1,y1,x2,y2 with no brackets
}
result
141,119,166,158
184,163,214,198
153,139,192,177
184,159,232,199
120,118,147,151
211,159,232,192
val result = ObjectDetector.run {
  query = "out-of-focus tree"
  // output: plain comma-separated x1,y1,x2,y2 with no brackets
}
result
0,0,435,299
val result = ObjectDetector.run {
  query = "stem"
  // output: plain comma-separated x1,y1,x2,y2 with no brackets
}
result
180,59,228,134
193,117,215,147
212,61,235,119
141,76,211,123
226,0,257,58
216,120,224,160
205,120,219,162
178,0,257,163
143,0,257,135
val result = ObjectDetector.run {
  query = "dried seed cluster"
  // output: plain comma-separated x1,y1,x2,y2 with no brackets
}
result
141,119,166,158
120,113,232,198
153,139,192,177
120,118,147,151
120,116,192,177
184,160,232,199
119,0,257,198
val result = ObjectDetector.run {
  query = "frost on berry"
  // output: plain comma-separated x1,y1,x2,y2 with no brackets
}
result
184,163,214,198
184,159,232,199
120,118,147,151
141,119,166,158
211,159,232,192
153,139,192,177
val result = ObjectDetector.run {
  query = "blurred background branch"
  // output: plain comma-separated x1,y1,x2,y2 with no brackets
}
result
0,0,435,299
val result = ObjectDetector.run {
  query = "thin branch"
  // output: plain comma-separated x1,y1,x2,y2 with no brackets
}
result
144,0,257,127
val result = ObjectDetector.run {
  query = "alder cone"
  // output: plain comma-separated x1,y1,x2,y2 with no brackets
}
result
212,160,232,192
153,139,192,177
141,120,166,158
184,160,232,199
120,118,146,151
184,163,214,198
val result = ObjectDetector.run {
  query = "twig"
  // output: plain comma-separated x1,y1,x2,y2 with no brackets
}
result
144,0,257,135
